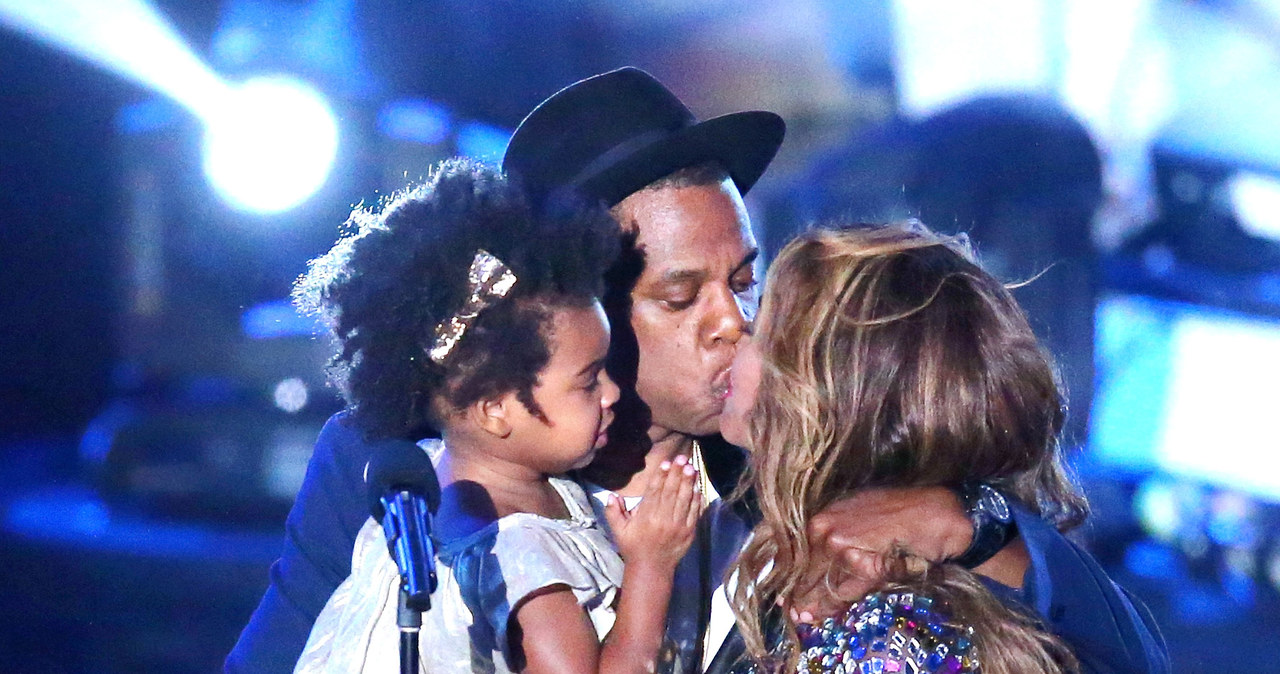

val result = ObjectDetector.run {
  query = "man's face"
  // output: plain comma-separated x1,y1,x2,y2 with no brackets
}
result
611,179,758,439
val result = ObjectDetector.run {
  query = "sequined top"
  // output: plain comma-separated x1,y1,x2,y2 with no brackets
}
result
294,475,624,673
745,592,980,674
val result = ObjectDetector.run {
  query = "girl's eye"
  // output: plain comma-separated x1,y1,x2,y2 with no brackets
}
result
664,297,696,311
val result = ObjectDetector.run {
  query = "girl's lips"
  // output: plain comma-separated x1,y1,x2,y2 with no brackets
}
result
596,413,614,444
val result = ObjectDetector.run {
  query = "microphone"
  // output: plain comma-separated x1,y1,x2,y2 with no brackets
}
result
366,439,441,613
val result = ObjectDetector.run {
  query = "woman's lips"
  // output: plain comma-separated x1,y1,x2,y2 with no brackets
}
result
711,367,732,400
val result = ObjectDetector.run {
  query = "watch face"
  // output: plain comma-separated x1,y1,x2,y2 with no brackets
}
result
978,484,1011,522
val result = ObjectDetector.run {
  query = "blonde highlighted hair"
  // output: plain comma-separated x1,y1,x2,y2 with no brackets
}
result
729,221,1085,672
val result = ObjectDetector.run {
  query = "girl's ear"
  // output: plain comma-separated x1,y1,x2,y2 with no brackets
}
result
468,395,514,439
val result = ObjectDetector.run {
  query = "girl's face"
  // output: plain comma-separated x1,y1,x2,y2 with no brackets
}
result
505,302,620,473
720,314,763,449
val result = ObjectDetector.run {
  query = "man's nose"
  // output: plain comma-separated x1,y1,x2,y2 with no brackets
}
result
706,285,750,346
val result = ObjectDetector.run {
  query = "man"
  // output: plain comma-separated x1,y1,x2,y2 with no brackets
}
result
227,68,1167,673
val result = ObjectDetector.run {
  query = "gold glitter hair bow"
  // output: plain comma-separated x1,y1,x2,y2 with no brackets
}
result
427,249,518,364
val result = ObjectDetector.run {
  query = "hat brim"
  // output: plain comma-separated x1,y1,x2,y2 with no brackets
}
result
573,110,785,206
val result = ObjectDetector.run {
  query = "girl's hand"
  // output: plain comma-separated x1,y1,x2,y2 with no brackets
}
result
603,454,703,570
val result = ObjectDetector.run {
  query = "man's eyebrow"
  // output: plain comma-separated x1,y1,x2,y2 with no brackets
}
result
656,248,759,285
657,268,706,285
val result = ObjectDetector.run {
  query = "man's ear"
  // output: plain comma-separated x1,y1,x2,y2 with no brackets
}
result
468,395,514,439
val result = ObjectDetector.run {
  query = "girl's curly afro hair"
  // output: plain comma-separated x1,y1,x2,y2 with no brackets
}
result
294,158,620,441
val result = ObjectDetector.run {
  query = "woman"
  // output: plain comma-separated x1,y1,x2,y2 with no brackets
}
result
720,221,1085,673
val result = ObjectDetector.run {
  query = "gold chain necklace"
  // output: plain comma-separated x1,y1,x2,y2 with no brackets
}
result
690,439,715,506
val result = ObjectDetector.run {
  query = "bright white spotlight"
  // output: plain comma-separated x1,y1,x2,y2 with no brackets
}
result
0,0,229,115
202,75,339,214
1229,171,1280,243
272,377,309,414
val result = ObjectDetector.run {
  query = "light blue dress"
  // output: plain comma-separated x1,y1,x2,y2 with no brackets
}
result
295,476,624,673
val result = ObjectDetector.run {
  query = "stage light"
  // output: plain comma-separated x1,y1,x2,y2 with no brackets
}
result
1206,491,1260,549
1229,171,1280,243
892,0,1050,118
1134,477,1181,543
201,75,339,214
0,1,340,215
272,377,309,414
1266,541,1280,595
0,0,228,115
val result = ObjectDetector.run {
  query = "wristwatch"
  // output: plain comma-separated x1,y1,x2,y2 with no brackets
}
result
950,482,1016,569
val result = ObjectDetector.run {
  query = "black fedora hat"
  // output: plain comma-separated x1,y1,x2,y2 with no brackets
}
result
502,67,786,208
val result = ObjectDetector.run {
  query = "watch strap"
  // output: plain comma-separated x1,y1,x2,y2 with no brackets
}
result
951,482,1016,569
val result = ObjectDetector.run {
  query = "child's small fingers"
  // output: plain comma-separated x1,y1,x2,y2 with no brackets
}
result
615,493,632,519
603,494,626,530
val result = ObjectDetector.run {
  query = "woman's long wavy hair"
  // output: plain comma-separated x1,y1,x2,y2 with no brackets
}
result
729,221,1086,672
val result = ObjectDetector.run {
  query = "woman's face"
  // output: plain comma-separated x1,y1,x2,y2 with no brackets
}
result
719,315,764,448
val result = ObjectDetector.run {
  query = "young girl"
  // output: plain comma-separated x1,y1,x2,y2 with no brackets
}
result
291,159,704,673
720,222,1084,673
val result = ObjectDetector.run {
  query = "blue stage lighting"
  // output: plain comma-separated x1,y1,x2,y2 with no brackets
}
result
241,298,324,339
201,75,339,214
0,1,340,215
0,0,228,116
456,121,511,161
1134,477,1181,543
378,99,451,145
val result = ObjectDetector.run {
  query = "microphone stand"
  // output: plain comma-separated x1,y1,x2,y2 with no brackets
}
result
397,587,422,674
383,488,436,674
368,442,440,674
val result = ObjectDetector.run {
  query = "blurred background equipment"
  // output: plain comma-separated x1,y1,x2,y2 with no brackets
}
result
3,0,1280,671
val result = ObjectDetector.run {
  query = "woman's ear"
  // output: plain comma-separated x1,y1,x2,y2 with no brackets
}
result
468,395,514,439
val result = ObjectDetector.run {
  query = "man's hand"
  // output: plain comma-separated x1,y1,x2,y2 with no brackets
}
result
604,454,703,570
790,486,973,617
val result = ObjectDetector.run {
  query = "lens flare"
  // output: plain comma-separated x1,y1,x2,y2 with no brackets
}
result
0,0,228,115
0,1,340,215
201,75,340,214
